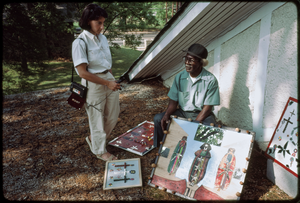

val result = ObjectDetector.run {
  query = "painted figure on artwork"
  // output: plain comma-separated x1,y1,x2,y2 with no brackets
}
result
214,148,236,191
188,143,212,186
167,136,187,174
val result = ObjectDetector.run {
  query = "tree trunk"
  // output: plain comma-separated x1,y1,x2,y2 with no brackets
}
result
44,31,51,59
165,2,168,23
21,52,29,75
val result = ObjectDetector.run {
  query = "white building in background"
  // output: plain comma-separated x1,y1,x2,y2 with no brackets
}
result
123,2,298,151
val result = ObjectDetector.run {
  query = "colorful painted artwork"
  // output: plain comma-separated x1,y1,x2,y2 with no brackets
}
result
109,121,155,156
167,136,187,174
103,158,142,190
265,97,298,177
194,124,224,146
214,148,236,191
148,116,255,200
188,143,212,186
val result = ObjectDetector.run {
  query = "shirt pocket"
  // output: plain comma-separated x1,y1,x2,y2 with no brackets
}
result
103,45,112,61
178,91,189,108
88,49,100,64
194,90,205,108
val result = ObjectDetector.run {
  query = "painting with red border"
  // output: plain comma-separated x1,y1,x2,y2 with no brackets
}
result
148,116,255,200
265,97,298,177
109,121,155,156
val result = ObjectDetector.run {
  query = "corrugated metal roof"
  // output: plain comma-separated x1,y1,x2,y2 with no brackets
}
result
123,2,267,82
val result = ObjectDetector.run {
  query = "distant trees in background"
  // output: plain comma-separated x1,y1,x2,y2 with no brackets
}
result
98,2,158,49
2,2,184,94
3,3,74,74
2,2,184,69
3,3,75,92
152,2,184,25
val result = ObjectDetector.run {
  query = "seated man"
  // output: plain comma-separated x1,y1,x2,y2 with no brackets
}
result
153,43,220,148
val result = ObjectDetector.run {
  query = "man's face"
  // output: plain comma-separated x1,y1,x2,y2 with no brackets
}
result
184,54,202,77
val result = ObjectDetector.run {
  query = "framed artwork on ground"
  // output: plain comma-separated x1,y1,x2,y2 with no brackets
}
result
109,121,155,156
148,116,255,200
103,158,142,190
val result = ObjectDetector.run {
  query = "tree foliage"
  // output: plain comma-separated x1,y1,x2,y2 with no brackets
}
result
2,2,166,94
3,3,46,74
151,2,174,26
3,3,74,93
96,2,159,49
3,3,73,74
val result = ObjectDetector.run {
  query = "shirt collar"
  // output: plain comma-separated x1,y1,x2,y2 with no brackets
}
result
182,68,210,81
83,30,101,40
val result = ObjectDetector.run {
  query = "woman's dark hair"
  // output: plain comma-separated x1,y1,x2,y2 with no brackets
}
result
79,4,108,30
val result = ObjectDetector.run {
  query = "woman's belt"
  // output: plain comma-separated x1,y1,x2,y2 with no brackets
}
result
94,70,109,74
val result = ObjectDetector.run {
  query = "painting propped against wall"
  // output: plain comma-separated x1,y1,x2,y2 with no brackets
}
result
265,97,298,177
148,116,255,200
109,121,155,156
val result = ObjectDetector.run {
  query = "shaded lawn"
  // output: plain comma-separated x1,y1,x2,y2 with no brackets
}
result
2,47,142,95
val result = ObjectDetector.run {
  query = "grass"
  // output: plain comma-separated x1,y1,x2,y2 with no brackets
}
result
2,47,142,95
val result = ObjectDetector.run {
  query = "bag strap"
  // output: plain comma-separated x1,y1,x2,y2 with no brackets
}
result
72,37,88,87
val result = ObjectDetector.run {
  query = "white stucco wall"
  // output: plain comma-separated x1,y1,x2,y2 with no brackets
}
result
262,2,298,128
218,21,260,130
161,3,297,149
205,50,215,74
163,64,184,88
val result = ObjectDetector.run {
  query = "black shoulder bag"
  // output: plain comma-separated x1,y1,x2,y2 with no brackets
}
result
67,38,88,110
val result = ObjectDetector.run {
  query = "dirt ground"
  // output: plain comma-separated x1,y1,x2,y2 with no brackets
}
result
2,79,294,201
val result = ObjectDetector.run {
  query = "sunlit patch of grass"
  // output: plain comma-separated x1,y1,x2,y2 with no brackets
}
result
115,60,124,64
111,47,142,79
3,47,142,95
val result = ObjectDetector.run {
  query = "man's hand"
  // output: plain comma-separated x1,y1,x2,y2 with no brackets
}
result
161,99,178,131
161,113,170,131
195,105,213,123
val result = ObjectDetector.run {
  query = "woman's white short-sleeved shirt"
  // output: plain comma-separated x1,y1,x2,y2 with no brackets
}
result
72,30,112,75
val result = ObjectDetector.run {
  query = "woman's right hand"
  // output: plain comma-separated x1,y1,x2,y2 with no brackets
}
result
107,80,121,91
76,64,121,91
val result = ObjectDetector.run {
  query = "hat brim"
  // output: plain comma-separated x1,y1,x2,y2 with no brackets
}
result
182,50,203,59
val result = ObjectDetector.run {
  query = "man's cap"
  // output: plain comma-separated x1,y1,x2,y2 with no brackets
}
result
182,43,208,59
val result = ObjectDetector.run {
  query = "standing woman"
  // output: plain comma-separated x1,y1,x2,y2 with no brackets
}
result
72,4,120,161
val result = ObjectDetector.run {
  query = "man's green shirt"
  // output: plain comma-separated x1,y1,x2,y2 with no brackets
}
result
168,68,220,111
